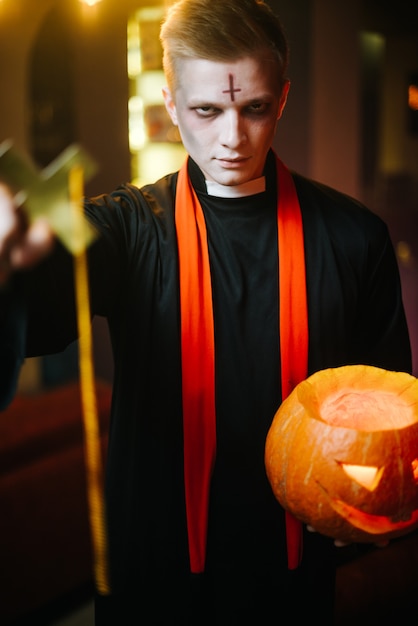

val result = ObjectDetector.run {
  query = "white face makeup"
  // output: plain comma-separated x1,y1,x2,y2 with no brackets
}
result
163,55,289,186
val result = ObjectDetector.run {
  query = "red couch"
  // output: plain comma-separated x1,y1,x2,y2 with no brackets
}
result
0,380,112,624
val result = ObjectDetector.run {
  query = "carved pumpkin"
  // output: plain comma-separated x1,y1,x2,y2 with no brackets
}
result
265,365,418,544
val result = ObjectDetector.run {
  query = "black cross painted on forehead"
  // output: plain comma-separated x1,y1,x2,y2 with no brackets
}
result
222,74,241,101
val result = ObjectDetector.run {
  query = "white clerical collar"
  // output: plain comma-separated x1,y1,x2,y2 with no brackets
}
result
205,176,266,198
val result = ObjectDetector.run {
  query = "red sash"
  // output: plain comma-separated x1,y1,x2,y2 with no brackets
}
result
175,154,307,573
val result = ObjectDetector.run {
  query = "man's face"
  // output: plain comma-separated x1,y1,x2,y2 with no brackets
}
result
163,56,289,186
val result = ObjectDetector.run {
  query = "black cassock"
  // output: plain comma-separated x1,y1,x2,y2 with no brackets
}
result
0,152,412,624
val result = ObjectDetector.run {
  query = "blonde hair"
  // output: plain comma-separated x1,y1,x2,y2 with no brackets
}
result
160,0,289,92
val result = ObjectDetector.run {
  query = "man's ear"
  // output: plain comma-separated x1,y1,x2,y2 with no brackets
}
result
277,80,290,120
162,87,178,125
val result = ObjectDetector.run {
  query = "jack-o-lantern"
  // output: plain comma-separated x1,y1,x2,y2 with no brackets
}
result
265,365,418,544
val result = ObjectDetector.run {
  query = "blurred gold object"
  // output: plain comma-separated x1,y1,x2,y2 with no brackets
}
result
0,140,97,254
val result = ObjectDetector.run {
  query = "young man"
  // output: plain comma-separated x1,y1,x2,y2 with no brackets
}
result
0,0,412,624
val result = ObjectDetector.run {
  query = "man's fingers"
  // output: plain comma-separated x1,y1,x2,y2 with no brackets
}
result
0,185,22,253
307,523,389,549
10,218,55,268
307,525,349,547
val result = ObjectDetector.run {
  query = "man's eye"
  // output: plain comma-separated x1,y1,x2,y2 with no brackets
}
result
247,102,269,114
194,106,218,116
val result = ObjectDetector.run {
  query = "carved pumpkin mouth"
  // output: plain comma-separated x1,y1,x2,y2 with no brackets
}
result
328,497,418,534
318,481,418,535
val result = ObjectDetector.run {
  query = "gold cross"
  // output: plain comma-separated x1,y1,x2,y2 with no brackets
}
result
0,140,97,254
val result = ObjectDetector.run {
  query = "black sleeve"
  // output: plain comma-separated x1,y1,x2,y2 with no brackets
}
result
0,280,27,409
349,220,412,372
296,174,412,375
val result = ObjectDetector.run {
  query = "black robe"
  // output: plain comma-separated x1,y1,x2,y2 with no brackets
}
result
0,152,412,624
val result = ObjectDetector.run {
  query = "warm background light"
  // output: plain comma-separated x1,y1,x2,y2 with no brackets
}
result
79,0,102,6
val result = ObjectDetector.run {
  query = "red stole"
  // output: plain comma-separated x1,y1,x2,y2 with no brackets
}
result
175,154,308,573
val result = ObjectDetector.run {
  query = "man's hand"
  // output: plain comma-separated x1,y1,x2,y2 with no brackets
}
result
306,524,389,548
0,184,55,285
0,141,97,263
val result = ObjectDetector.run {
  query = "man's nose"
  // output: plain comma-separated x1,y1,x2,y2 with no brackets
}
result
220,111,247,148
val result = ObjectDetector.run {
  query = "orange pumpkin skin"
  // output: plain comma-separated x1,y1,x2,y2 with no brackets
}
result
265,365,418,544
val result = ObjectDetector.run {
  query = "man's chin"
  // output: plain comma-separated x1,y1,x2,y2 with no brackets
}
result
210,170,253,187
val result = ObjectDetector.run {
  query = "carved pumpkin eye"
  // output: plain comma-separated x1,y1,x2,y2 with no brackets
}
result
341,463,383,491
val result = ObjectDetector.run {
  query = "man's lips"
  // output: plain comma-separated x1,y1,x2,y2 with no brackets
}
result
217,157,250,167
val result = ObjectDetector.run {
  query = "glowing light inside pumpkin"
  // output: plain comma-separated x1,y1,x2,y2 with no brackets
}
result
341,463,383,490
320,389,416,430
